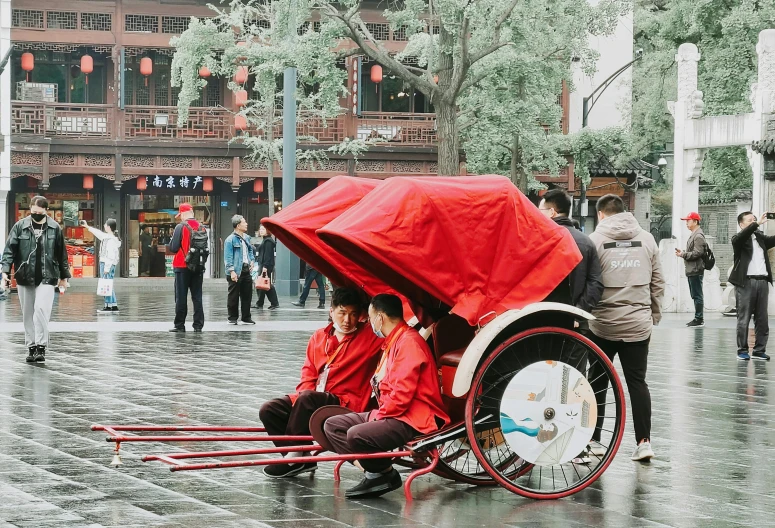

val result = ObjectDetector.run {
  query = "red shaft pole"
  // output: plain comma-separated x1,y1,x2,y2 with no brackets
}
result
169,450,414,472
106,435,313,443
143,445,323,462
93,424,267,432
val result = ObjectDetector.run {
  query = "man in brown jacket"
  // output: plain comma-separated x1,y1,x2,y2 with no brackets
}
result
675,211,707,327
587,194,665,463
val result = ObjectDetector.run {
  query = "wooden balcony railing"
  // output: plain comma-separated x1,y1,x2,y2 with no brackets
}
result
12,101,112,138
11,102,438,147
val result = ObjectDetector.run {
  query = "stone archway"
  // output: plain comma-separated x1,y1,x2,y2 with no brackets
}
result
662,29,775,313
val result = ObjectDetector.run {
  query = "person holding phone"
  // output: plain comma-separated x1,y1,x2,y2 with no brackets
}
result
1,196,70,363
675,212,707,327
81,219,121,313
729,212,775,361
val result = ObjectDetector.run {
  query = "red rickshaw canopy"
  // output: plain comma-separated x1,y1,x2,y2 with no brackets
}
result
317,175,582,326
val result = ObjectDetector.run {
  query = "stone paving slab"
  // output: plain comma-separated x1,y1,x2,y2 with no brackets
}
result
0,292,774,527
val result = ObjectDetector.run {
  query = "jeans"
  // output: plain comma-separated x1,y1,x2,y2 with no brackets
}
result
299,269,325,305
589,335,652,445
735,277,769,355
687,274,704,320
174,268,204,330
227,266,253,322
99,262,117,306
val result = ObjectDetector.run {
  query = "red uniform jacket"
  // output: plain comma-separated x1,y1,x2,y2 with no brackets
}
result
369,325,450,434
292,322,383,412
169,219,201,269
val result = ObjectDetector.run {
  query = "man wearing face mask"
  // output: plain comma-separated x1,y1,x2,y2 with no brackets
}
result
1,196,70,363
258,287,383,478
323,293,450,499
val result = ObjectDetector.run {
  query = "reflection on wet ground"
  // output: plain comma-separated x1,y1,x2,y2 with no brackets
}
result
0,292,773,527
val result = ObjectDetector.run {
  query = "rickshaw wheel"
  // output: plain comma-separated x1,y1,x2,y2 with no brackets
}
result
465,327,626,500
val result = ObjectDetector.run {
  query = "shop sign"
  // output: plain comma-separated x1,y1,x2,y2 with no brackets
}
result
141,176,205,190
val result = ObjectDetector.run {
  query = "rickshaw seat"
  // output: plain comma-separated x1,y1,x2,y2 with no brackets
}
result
438,349,465,367
431,314,475,365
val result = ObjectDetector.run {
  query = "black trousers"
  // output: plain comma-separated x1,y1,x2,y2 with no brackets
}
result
256,266,279,308
323,412,418,472
687,274,704,321
258,390,340,447
589,335,651,445
227,267,253,322
736,277,770,355
299,269,325,304
173,269,204,330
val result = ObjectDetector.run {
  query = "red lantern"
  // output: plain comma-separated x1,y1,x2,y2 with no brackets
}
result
140,57,153,86
136,176,147,191
370,64,382,83
203,177,214,193
80,55,93,84
235,89,248,107
234,66,248,85
253,178,264,193
21,52,34,81
199,65,211,78
234,114,247,132
83,174,94,200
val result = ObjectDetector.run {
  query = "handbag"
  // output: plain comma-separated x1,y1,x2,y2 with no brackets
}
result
97,278,114,297
255,271,271,291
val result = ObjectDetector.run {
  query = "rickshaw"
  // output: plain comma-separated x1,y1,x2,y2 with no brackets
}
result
93,175,626,500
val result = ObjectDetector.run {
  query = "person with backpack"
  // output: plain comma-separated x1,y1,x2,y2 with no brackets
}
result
168,203,208,332
675,211,709,327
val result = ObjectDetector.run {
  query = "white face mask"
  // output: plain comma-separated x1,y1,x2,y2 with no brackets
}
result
333,321,357,335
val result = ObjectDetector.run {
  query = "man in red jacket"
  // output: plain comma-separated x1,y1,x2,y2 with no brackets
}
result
168,203,205,332
324,293,450,499
259,287,383,478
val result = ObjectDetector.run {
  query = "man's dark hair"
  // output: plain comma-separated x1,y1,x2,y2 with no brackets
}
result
543,189,572,216
231,214,244,228
30,195,48,209
738,211,755,225
597,194,625,216
331,287,364,310
370,293,403,319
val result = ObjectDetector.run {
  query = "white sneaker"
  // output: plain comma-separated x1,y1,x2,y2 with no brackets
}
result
588,444,607,457
631,441,654,461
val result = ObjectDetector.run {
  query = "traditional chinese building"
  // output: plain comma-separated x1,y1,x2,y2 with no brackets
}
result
3,0,570,278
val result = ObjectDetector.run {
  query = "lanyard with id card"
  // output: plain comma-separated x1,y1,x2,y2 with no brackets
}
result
316,337,347,392
370,324,408,400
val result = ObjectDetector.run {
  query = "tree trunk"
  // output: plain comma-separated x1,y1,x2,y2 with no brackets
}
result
510,132,528,193
436,101,460,176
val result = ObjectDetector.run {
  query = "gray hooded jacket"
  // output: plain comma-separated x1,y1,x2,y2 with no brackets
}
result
588,212,665,342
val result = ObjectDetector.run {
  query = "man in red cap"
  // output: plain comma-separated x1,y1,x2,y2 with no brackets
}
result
675,211,707,327
167,203,205,332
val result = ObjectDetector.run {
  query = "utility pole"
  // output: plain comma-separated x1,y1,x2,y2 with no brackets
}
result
274,0,300,297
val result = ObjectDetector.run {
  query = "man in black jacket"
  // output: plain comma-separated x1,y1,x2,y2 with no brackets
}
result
729,211,775,361
539,189,604,321
1,196,70,363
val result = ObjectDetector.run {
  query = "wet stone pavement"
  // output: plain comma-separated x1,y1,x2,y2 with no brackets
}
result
0,290,774,527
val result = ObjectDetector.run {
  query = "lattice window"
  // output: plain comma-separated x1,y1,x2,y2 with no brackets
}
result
81,12,112,31
717,213,729,243
365,23,389,41
124,73,134,106
313,21,321,32
47,11,77,30
52,52,67,63
162,16,190,34
253,19,271,29
171,86,181,106
154,72,169,106
136,82,150,105
393,26,408,41
205,78,221,107
125,14,159,33
297,21,310,35
431,25,440,35
12,9,43,29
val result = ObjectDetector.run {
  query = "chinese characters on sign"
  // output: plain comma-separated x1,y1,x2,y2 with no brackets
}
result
142,176,208,191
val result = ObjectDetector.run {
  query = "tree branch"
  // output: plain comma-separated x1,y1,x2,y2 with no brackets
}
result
448,16,470,100
468,0,519,67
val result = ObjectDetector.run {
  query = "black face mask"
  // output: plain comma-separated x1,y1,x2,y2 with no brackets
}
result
31,213,46,224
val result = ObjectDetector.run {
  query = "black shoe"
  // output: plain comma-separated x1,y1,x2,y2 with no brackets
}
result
241,319,256,325
752,352,771,361
169,327,186,333
317,303,326,309
345,468,402,499
228,319,238,325
111,306,119,313
26,346,36,363
268,305,280,310
263,462,317,478
194,328,203,333
686,319,704,328
291,302,305,308
34,345,45,363
97,307,112,314
255,303,264,309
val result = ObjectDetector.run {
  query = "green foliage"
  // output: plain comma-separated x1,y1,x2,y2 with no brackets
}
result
563,127,635,184
632,0,775,202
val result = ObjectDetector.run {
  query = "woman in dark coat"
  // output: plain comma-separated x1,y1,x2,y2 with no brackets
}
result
255,224,280,309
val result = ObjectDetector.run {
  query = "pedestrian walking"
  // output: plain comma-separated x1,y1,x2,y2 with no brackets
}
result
729,211,775,361
225,215,255,325
1,195,70,363
587,194,665,462
292,263,326,309
255,225,280,310
675,211,707,327
139,225,152,277
168,203,207,332
81,219,122,314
